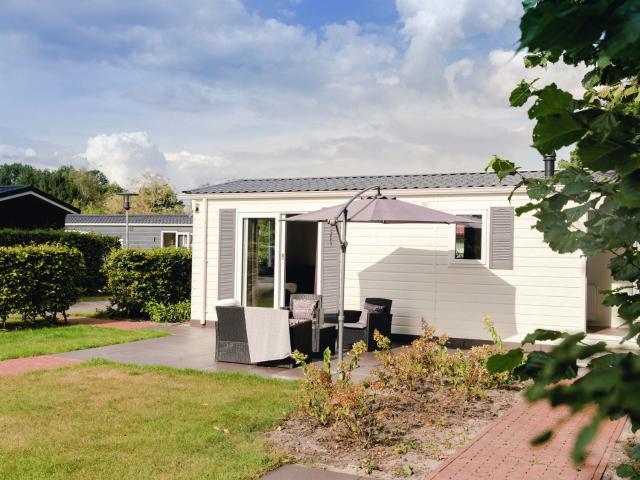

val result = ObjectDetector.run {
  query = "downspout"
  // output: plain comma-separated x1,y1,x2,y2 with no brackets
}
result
201,197,209,326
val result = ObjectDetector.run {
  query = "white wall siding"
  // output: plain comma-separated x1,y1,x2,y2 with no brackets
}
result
189,190,586,341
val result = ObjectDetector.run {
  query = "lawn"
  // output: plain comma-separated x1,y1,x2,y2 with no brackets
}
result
0,325,168,360
0,361,298,480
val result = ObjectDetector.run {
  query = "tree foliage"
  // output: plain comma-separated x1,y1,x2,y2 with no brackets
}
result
104,172,184,214
0,163,122,212
485,0,640,466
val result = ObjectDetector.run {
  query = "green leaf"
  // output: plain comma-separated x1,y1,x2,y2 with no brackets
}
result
619,171,640,208
510,80,534,107
486,348,524,373
486,155,517,180
572,415,603,465
528,84,574,118
616,464,638,479
531,430,553,446
522,329,567,345
590,111,620,139
629,444,640,461
532,113,585,154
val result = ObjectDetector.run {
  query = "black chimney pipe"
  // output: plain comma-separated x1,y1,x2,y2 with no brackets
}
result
543,152,556,177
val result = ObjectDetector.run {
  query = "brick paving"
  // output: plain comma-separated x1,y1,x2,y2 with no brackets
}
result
426,400,626,480
0,355,80,377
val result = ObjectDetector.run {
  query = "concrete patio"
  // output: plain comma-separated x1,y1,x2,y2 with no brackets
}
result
53,323,382,381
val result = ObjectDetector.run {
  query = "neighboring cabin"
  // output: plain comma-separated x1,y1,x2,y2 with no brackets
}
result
181,171,620,343
0,185,79,229
65,214,193,249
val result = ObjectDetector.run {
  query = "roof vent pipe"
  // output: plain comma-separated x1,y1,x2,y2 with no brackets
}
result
543,152,556,177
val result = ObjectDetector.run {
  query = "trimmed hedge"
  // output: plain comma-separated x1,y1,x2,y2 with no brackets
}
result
0,244,85,326
0,229,120,294
144,301,191,323
104,248,192,318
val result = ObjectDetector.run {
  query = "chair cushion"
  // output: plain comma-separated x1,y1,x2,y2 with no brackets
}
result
216,298,241,307
344,321,367,329
291,298,317,321
359,302,386,324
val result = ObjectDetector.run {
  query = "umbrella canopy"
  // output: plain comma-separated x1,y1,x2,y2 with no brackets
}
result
286,195,480,225
285,190,480,363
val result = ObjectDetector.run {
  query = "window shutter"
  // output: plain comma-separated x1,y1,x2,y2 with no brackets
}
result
489,207,514,270
218,209,236,299
321,223,340,312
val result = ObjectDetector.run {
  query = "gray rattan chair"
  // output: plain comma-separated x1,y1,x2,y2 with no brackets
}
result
289,293,323,352
325,297,393,352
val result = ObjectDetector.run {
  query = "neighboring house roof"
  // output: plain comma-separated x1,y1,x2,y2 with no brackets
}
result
183,171,548,195
65,214,193,225
0,185,80,213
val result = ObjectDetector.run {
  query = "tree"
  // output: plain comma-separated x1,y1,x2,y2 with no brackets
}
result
105,172,184,214
0,163,122,212
485,0,640,467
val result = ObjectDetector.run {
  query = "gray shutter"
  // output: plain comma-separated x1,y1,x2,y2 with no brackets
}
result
489,207,514,270
218,209,236,299
321,223,340,312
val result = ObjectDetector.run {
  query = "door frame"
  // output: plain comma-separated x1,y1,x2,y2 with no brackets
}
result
234,213,281,308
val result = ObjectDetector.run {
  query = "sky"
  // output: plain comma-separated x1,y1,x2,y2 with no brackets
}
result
0,0,587,190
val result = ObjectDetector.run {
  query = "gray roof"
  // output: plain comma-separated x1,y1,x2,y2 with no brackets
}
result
66,214,192,225
183,171,547,195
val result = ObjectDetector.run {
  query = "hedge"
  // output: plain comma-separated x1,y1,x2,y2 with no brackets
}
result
0,229,120,294
0,244,85,327
104,248,192,318
144,300,191,323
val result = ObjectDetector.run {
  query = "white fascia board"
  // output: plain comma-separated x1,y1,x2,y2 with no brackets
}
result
180,185,522,201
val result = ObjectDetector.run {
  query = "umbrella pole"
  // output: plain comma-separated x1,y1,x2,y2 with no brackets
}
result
337,210,347,363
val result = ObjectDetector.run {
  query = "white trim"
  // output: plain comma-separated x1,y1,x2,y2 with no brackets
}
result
1,190,78,214
160,230,191,248
180,185,524,201
201,199,209,325
448,209,488,266
234,213,281,308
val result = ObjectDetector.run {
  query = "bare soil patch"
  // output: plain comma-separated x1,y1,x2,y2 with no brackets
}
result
269,385,522,478
603,422,639,480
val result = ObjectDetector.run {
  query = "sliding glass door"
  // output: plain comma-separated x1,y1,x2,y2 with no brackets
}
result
243,218,276,307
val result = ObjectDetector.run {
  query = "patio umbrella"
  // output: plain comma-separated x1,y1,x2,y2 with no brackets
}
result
286,186,480,361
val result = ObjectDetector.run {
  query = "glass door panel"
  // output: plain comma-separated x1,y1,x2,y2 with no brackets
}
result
244,218,276,307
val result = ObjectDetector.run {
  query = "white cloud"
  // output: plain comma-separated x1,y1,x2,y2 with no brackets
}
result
85,132,165,188
0,0,594,189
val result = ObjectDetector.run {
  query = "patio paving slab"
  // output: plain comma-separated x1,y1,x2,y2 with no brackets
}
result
0,355,80,376
261,465,364,479
53,324,383,380
425,399,626,480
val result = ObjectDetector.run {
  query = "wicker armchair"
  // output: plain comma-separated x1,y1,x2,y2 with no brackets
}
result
325,298,393,352
289,293,324,352
215,306,312,365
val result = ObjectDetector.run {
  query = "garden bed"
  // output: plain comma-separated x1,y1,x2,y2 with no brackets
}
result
269,322,524,478
269,382,521,478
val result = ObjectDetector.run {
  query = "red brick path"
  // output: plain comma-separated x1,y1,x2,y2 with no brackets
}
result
426,400,626,480
0,355,80,377
67,317,161,330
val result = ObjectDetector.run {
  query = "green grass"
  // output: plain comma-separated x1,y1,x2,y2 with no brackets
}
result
0,360,298,479
0,325,168,360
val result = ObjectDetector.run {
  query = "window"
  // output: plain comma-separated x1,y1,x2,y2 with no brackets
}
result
161,231,191,248
453,214,484,262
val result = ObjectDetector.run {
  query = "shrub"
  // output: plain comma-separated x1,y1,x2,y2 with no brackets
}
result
292,342,380,445
373,319,516,399
0,229,120,294
104,248,192,318
0,244,85,327
144,301,191,323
